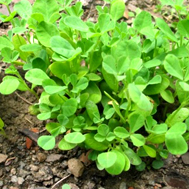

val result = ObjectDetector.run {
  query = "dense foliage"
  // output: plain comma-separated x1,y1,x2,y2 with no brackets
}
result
0,0,189,174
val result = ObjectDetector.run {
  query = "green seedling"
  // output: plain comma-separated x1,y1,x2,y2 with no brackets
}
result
1,0,189,175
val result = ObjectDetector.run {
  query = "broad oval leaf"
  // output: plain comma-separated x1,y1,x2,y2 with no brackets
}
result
85,133,109,151
20,44,42,52
32,0,59,22
46,122,66,137
0,76,19,95
0,36,14,50
64,16,88,31
143,145,156,158
160,90,174,103
134,11,154,37
165,123,188,155
62,98,78,117
25,68,49,85
130,134,145,147
105,149,125,175
166,108,189,127
97,151,117,168
36,21,59,47
123,147,142,165
177,19,189,38
37,135,55,150
164,54,183,80
156,17,178,42
50,36,76,58
114,127,129,139
44,86,67,95
14,0,32,20
97,124,109,136
129,113,145,133
58,138,77,150
128,83,153,112
65,132,85,144
110,0,125,21
98,13,115,33
83,82,102,103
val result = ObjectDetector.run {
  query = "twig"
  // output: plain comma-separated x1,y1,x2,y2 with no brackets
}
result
15,92,33,105
51,174,71,189
19,128,39,143
102,1,107,9
24,116,33,125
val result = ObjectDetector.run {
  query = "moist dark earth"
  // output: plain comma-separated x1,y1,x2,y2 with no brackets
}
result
1,1,189,189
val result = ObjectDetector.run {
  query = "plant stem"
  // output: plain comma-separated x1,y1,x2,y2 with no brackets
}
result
12,61,24,66
6,4,15,28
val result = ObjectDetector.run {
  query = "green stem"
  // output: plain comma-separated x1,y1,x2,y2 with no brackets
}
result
153,38,157,58
6,4,11,14
180,35,183,47
125,91,131,119
6,4,15,28
16,73,39,100
12,61,24,66
89,37,100,71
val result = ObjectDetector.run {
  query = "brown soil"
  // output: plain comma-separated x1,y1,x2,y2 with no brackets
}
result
1,1,189,189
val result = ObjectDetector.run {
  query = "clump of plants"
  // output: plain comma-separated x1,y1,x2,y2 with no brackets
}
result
1,0,189,174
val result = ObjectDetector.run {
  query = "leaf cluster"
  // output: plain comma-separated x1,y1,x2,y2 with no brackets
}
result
1,0,189,174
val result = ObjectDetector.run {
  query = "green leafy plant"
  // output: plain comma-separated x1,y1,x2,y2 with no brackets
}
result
155,0,188,21
1,0,189,175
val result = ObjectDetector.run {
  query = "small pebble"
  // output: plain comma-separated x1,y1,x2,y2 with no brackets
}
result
30,164,39,172
181,152,189,165
0,180,3,187
37,153,47,163
11,175,18,183
0,154,8,163
119,182,127,189
18,177,25,185
46,154,63,162
68,158,84,177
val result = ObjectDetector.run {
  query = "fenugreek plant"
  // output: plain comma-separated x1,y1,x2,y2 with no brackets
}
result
1,0,189,174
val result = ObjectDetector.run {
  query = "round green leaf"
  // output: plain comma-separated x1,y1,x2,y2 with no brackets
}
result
143,145,156,158
97,151,117,168
0,76,19,95
37,135,55,150
58,138,77,150
36,21,59,47
94,133,106,142
130,134,145,147
164,54,183,80
105,149,125,175
136,162,146,171
152,159,164,169
50,36,76,58
166,109,189,127
98,124,109,136
25,68,49,85
85,133,109,151
0,36,14,50
165,134,188,155
129,113,145,133
46,122,66,137
114,127,129,139
62,98,78,117
64,132,85,144
110,0,125,21
165,122,188,155
123,147,142,165
64,16,88,32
